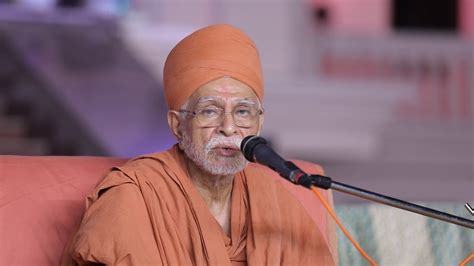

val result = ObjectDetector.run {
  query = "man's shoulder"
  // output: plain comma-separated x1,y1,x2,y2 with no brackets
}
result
88,148,180,204
116,146,178,172
124,147,175,165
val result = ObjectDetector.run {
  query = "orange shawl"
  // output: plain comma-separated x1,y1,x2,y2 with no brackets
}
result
64,145,336,265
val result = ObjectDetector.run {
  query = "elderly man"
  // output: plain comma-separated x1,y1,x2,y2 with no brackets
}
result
63,24,337,265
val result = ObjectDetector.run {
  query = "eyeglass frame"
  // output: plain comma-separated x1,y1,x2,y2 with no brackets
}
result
178,104,264,128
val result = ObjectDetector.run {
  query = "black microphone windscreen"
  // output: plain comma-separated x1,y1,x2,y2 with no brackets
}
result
240,135,266,162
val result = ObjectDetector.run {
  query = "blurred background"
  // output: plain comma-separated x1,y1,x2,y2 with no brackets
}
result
0,0,472,264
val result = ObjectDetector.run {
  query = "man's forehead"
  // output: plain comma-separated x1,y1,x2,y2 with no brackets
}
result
186,77,261,106
194,96,258,105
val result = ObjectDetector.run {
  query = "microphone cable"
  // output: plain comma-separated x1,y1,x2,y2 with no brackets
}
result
309,186,377,266
459,252,474,266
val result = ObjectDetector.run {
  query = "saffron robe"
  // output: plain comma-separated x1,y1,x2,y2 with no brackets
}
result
63,145,337,265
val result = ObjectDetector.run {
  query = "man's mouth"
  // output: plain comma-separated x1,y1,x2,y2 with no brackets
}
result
212,145,240,156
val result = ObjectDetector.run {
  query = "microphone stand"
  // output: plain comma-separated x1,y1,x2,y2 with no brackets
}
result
300,173,474,229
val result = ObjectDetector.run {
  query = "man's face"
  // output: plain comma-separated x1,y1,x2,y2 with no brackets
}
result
171,77,263,176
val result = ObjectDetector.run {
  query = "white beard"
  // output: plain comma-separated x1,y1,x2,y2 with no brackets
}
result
180,133,248,176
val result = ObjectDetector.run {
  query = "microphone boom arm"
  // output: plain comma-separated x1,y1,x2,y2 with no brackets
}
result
306,174,474,229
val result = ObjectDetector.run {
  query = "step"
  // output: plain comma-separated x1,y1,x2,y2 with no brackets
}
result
265,129,381,162
379,142,472,164
262,78,416,156
264,101,395,130
323,161,473,204
379,121,472,164
266,78,415,103
0,115,27,137
0,137,50,155
0,95,6,113
381,121,472,141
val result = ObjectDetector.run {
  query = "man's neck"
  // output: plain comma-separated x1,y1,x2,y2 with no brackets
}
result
184,157,233,235
184,157,234,202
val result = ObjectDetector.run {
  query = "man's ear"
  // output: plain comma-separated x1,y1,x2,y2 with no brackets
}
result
256,114,264,135
167,110,182,140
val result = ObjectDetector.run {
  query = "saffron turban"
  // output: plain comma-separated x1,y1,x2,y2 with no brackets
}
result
163,24,264,110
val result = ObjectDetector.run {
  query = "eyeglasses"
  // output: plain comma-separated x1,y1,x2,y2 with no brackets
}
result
179,105,264,128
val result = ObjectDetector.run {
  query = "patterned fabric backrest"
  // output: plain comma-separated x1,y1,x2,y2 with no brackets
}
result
335,203,474,265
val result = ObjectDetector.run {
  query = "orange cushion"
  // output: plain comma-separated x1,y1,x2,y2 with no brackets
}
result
0,156,126,265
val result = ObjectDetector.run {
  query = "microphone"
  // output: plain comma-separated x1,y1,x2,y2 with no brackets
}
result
240,135,331,188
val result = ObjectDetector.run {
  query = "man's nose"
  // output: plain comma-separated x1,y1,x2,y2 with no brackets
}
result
218,113,238,136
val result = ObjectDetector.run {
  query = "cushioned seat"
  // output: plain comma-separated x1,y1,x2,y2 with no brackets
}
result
0,156,126,265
